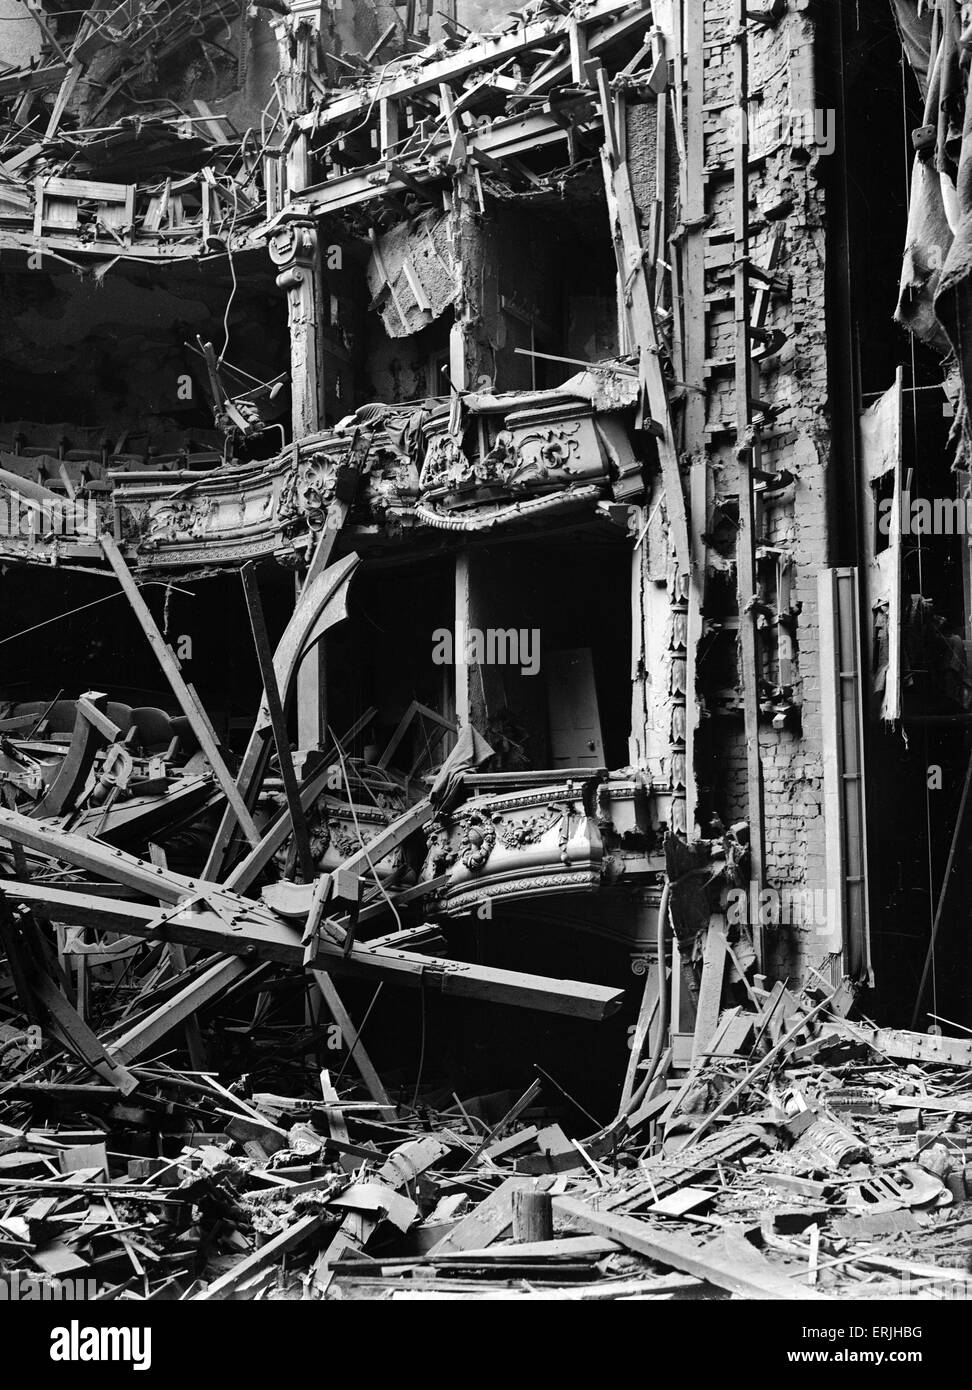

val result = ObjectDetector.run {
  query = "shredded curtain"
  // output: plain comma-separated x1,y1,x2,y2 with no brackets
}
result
894,2,972,459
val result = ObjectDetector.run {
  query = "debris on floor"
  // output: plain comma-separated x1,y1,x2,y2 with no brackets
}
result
3,0,972,1323
3,955,971,1300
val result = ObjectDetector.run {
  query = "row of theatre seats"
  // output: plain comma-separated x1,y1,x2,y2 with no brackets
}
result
5,700,201,761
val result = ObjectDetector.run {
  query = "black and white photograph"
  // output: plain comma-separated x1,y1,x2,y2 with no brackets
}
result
0,0,967,1364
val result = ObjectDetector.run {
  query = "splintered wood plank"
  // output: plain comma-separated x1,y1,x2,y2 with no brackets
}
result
241,562,314,881
31,1241,90,1277
879,1092,972,1116
425,1176,552,1255
33,976,138,1096
554,1198,825,1300
692,920,728,1063
195,1213,327,1300
646,1186,716,1217
148,842,208,1071
598,126,690,575
321,1068,356,1175
433,1236,619,1262
376,1137,451,1187
58,1143,108,1179
620,961,664,1111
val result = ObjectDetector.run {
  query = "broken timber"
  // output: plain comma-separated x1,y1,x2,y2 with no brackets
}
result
0,808,621,1020
554,1197,825,1300
202,550,360,881
99,534,261,849
598,82,690,575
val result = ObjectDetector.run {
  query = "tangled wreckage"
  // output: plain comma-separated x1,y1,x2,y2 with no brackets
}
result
3,0,972,1302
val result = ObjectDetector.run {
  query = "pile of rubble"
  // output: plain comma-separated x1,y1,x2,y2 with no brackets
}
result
3,954,972,1300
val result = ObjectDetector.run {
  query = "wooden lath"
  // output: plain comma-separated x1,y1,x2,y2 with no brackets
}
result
33,177,136,245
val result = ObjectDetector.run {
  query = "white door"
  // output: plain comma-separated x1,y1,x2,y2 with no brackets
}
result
545,648,605,768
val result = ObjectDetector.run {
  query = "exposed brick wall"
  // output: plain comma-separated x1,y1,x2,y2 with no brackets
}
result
694,0,832,982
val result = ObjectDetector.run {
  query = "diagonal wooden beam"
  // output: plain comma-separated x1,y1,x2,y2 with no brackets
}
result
5,878,623,1021
33,975,139,1095
202,547,359,881
241,561,315,881
0,808,621,1021
223,708,377,896
312,970,394,1113
107,956,250,1066
99,533,261,848
148,842,208,1071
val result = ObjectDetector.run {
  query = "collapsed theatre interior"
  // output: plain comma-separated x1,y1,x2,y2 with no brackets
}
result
3,0,972,1303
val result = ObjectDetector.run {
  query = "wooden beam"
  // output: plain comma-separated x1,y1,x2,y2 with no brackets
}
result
312,970,394,1112
148,842,208,1071
553,1197,825,1300
195,1213,326,1300
33,976,139,1096
879,1092,972,1117
5,880,624,1020
297,498,350,753
107,956,250,1066
202,550,359,881
241,561,315,881
99,534,261,848
312,0,637,124
870,1028,972,1068
224,755,348,895
692,919,728,1063
320,1067,356,1174
335,797,434,878
379,98,399,155
618,960,661,1112
0,805,193,905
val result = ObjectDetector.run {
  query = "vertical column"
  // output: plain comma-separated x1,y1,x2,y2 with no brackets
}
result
269,221,327,750
454,550,487,733
269,222,325,439
731,0,767,955
680,0,708,838
447,170,492,393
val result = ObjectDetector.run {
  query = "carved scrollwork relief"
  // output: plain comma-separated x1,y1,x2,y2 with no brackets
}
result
495,807,560,850
145,496,217,543
425,807,498,874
